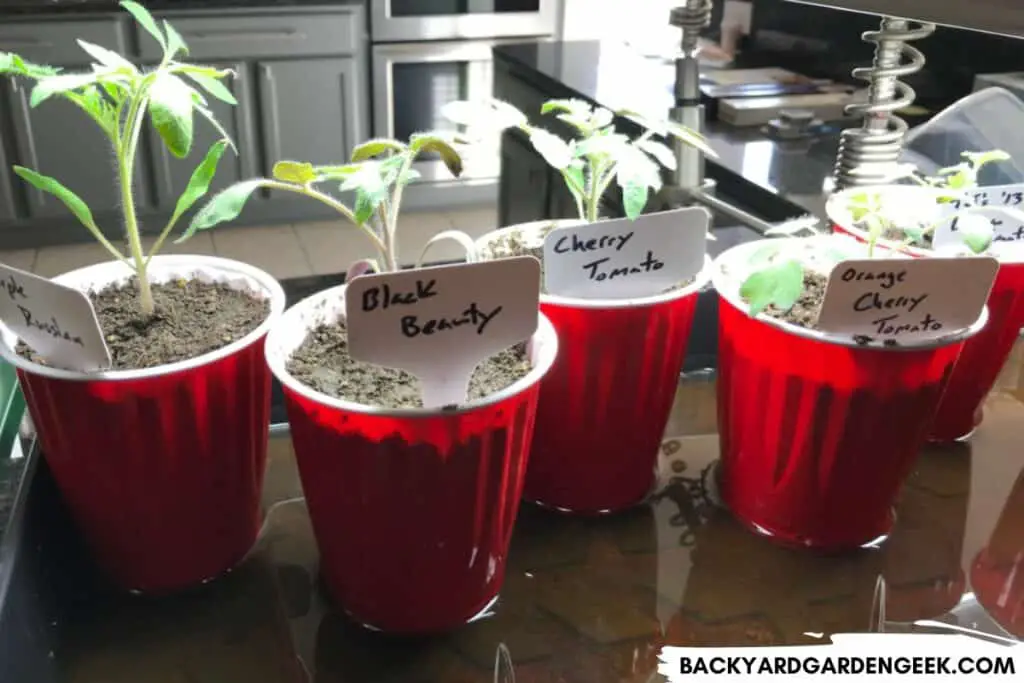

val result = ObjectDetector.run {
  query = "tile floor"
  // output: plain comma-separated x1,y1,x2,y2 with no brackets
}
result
0,206,500,281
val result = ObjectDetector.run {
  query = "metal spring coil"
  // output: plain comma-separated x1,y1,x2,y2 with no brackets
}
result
670,0,713,55
833,18,936,190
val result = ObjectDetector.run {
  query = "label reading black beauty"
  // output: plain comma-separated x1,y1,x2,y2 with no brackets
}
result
0,264,110,370
815,257,999,344
542,207,709,299
345,258,541,407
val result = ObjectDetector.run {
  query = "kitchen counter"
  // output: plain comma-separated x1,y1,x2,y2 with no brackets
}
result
493,40,845,220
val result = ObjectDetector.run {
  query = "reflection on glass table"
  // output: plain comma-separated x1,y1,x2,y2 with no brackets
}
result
29,342,1024,682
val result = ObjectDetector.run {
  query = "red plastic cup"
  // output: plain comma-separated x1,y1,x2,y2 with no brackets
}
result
713,239,986,550
265,283,559,634
828,186,1024,442
970,467,1024,638
0,256,285,593
474,222,711,514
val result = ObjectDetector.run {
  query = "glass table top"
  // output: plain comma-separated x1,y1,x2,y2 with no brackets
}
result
44,343,1024,682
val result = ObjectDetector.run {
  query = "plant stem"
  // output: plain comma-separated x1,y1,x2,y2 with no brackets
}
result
119,94,154,315
386,152,417,267
260,180,389,265
377,202,397,272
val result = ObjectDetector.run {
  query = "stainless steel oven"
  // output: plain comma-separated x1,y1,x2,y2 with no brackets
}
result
372,39,521,185
370,0,559,42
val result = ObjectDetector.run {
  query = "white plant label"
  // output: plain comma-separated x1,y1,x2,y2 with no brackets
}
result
816,257,998,344
542,207,709,299
345,257,541,408
0,264,110,371
933,183,1024,251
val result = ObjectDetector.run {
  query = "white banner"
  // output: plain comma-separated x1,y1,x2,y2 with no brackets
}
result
659,631,1023,682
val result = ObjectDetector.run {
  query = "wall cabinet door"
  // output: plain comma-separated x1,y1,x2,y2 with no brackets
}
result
257,57,366,200
498,129,552,227
146,61,257,224
5,79,153,223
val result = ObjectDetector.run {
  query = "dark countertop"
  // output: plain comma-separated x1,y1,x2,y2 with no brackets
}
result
493,40,845,220
0,0,362,15
15,352,1024,681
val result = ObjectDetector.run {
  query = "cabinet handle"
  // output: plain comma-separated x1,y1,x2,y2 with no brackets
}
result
0,37,50,48
182,29,302,41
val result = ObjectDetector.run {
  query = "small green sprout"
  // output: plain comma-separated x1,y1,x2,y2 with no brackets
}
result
190,133,465,273
443,97,716,222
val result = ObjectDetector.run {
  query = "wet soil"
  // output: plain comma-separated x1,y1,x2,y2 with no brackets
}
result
879,223,933,248
763,271,828,329
481,224,694,295
17,278,269,370
287,321,533,409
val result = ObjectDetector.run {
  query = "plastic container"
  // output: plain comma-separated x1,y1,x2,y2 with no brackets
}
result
828,186,1024,442
0,256,286,593
265,283,559,634
970,467,1024,638
475,222,712,514
713,239,987,550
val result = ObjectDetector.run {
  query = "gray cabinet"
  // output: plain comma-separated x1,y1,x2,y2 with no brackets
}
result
1,15,151,223
146,61,258,223
0,6,370,248
257,57,366,178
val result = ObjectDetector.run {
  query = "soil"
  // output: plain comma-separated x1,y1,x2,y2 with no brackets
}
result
286,321,533,410
878,222,933,248
17,278,269,370
763,271,829,330
481,224,695,295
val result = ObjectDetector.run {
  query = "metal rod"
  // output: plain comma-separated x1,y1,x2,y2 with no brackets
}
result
691,188,779,234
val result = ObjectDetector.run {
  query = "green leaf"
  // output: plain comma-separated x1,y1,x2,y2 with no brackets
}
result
76,40,137,74
739,259,804,316
163,21,189,58
272,161,317,185
13,166,98,232
121,1,166,51
410,135,463,177
957,214,995,254
352,138,407,162
340,162,389,219
188,179,262,233
149,73,195,158
314,163,361,179
0,52,60,78
591,107,614,128
666,123,717,158
170,140,230,243
636,139,677,171
67,85,117,133
354,191,377,225
621,180,648,221
541,98,591,118
30,72,99,107
902,224,926,244
575,133,630,159
182,70,236,105
529,129,573,170
194,103,236,152
563,165,585,198
398,168,422,186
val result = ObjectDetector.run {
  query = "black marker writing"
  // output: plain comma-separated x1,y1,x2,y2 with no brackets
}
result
853,291,928,314
2,275,26,302
994,225,1024,242
553,231,634,254
17,305,83,346
873,313,941,336
401,304,502,338
582,251,664,281
362,280,437,312
841,268,906,290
